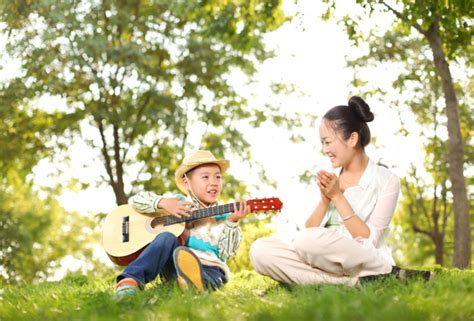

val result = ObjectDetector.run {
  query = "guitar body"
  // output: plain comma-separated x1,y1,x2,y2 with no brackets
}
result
102,198,282,266
102,205,185,266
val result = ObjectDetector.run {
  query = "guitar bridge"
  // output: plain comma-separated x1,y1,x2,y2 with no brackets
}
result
122,216,129,242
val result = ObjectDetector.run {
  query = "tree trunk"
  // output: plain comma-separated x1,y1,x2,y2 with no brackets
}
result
112,182,128,205
434,235,444,265
425,20,471,268
97,118,129,206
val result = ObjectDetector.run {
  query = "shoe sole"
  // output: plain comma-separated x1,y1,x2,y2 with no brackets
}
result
173,247,205,292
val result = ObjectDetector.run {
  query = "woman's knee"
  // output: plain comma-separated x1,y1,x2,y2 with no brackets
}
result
249,238,269,260
293,227,327,258
249,238,274,270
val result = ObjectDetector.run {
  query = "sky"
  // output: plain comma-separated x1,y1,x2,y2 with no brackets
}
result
1,0,439,275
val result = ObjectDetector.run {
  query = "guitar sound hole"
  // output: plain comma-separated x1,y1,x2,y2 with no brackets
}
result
150,217,165,230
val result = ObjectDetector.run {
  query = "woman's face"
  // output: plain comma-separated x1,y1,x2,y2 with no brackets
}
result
319,120,356,168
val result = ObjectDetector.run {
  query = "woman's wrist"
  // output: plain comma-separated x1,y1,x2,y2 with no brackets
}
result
342,213,357,221
320,196,330,205
331,192,344,203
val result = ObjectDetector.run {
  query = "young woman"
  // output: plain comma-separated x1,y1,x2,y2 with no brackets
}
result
250,96,431,285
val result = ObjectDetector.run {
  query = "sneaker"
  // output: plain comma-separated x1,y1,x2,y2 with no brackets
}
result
114,278,139,302
390,266,435,281
173,246,205,292
359,266,435,284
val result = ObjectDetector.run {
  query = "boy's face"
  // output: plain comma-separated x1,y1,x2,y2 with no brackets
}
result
184,164,222,205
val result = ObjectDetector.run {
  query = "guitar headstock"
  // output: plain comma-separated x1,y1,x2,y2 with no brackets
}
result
247,197,283,213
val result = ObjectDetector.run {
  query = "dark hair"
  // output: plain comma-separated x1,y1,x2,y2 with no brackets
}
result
322,96,374,149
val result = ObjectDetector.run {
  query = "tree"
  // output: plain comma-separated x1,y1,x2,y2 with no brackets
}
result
0,166,104,284
398,167,452,266
0,72,100,284
0,0,300,207
321,0,473,268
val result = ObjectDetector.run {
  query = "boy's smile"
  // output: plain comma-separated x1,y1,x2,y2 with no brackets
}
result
184,164,222,205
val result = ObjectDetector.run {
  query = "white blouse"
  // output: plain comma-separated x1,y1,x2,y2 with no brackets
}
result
319,159,400,265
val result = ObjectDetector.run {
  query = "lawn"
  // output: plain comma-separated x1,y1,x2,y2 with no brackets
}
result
1,268,473,321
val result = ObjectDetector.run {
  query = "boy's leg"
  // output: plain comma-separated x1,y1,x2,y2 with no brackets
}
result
201,265,227,290
117,231,180,286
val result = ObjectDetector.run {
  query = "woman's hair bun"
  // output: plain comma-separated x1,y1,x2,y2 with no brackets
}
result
348,96,374,123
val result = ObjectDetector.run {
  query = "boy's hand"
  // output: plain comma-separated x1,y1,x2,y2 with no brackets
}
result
157,197,193,218
227,201,250,223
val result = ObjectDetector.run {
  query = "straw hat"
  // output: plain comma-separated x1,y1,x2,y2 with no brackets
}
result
174,150,230,193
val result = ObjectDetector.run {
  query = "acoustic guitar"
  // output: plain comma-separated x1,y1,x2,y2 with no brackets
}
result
102,197,282,266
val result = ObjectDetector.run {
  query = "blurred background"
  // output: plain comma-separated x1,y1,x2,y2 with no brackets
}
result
0,0,472,284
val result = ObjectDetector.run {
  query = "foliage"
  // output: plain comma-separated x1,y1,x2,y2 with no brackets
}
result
0,170,100,284
391,169,453,267
0,0,301,205
322,0,473,62
227,216,274,272
0,82,78,177
0,268,473,321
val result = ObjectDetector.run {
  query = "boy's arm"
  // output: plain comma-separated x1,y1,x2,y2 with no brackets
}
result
217,200,248,261
128,191,163,214
129,192,193,218
217,220,242,261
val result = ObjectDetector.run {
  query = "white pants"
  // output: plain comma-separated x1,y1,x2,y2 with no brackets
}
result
250,227,392,286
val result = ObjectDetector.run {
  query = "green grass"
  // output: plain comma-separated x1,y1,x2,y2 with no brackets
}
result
1,268,473,321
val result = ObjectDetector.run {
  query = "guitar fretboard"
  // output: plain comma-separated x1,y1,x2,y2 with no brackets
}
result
163,202,240,226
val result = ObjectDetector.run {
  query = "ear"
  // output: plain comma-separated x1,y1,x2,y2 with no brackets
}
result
182,176,190,188
348,132,359,148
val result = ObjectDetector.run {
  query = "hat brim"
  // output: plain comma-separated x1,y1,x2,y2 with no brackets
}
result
175,160,230,194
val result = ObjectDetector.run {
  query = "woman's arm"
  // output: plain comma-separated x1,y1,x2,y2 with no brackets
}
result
305,200,330,228
305,173,332,228
319,170,400,242
317,171,370,238
332,193,370,238
364,174,400,246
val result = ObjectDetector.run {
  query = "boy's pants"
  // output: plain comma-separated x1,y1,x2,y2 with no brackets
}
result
250,227,392,286
117,231,226,289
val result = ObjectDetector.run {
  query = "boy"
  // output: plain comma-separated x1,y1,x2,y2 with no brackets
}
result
114,150,250,301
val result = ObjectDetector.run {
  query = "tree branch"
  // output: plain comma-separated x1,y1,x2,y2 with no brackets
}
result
97,117,116,186
123,91,152,161
404,178,432,237
380,1,427,36
113,124,123,188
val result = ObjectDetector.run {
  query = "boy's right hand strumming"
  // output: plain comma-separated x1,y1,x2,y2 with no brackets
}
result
157,197,193,218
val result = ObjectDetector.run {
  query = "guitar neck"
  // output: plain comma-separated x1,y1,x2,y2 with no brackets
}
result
164,202,240,226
